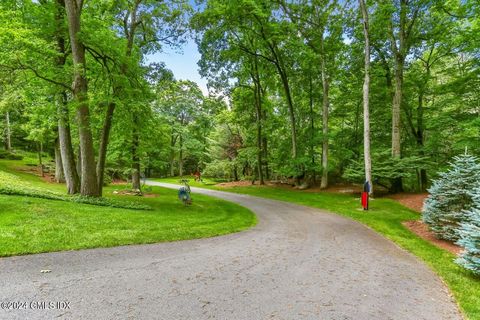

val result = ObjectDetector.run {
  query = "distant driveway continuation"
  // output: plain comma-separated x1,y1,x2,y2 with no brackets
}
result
0,182,462,320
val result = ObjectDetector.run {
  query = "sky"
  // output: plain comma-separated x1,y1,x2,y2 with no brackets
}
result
146,40,209,96
145,0,210,96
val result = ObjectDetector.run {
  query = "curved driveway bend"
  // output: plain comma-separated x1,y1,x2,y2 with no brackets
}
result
0,181,462,320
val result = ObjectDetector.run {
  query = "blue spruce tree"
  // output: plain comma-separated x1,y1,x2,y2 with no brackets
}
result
422,153,480,241
456,187,480,275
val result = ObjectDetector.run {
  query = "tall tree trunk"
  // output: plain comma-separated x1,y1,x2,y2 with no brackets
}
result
131,116,141,191
308,74,316,184
254,86,264,185
76,145,82,179
54,138,65,183
256,34,297,180
37,142,44,177
359,0,373,195
391,59,404,193
95,0,137,194
233,164,239,181
320,39,329,189
262,135,269,180
392,59,403,158
265,40,297,162
169,131,176,176
57,94,80,194
55,0,79,194
120,3,143,191
65,0,99,196
278,70,297,161
388,0,418,193
5,111,11,151
417,85,427,191
179,134,184,177
96,102,115,193
252,57,264,185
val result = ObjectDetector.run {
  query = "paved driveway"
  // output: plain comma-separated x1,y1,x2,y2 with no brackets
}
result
0,182,462,319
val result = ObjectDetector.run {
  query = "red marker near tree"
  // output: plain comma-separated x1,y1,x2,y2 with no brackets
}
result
362,181,370,210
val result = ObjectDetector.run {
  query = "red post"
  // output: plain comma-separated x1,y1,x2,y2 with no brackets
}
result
361,192,369,210
362,181,370,210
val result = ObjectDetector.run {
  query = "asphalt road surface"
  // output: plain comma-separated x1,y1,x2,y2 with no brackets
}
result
0,181,462,320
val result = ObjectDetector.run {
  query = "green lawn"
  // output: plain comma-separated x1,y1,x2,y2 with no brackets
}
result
0,161,256,257
156,177,480,320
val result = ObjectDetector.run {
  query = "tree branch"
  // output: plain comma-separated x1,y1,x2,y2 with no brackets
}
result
0,62,72,91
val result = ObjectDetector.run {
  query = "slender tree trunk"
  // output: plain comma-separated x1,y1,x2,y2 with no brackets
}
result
262,108,269,180
309,75,316,184
57,94,80,194
179,134,184,177
96,102,115,193
37,142,44,177
54,0,79,194
252,58,264,185
266,41,297,162
320,48,329,189
359,0,373,195
388,0,416,193
233,164,239,181
417,85,427,191
278,70,297,161
65,0,99,196
95,1,138,194
76,145,82,178
254,88,264,185
391,60,404,193
121,3,143,191
131,116,141,191
169,131,176,176
392,59,403,158
258,35,297,180
5,111,11,151
54,138,65,183
353,100,361,157
263,135,269,180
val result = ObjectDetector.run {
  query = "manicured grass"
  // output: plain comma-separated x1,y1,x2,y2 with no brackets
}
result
156,178,480,320
0,155,67,193
0,161,256,257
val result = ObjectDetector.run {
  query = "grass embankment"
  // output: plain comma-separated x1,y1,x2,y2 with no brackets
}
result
156,177,480,320
0,159,256,257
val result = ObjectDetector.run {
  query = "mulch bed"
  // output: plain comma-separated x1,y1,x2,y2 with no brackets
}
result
388,193,428,213
110,179,128,185
386,192,462,255
216,180,257,187
403,220,462,255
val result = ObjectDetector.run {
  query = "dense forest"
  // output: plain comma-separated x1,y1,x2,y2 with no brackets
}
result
0,0,479,197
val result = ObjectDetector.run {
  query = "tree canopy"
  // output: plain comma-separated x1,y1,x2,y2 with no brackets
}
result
0,0,478,196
